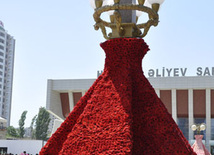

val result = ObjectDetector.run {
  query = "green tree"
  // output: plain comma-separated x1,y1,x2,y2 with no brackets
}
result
7,126,19,138
30,115,37,139
18,110,27,138
35,107,51,140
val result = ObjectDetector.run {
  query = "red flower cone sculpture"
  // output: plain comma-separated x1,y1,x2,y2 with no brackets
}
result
40,38,196,155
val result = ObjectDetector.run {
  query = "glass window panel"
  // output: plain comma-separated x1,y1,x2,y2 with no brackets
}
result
211,118,214,140
177,118,189,140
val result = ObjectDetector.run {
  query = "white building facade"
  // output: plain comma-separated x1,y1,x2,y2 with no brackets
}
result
46,75,214,153
0,20,15,126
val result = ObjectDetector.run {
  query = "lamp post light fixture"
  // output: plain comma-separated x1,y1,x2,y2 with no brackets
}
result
191,123,206,135
90,0,165,39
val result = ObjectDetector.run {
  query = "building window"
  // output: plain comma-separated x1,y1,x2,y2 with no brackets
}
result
0,45,4,50
211,118,214,140
0,58,3,63
211,146,214,155
177,118,189,140
0,32,5,37
0,52,4,57
0,38,4,44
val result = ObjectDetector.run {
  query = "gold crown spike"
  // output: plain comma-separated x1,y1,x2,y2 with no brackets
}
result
138,0,145,5
114,0,120,4
91,0,165,39
95,0,103,8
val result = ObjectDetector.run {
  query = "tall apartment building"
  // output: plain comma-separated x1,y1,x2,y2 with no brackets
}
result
0,20,15,126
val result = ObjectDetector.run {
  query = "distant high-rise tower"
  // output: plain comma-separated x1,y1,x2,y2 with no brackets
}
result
0,20,15,126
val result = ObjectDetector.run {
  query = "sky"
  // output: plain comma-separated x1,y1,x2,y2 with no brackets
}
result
1,0,214,127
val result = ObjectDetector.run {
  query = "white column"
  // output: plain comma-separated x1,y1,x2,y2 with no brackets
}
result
68,92,74,111
172,89,177,123
206,89,211,151
188,89,194,141
81,90,86,96
155,89,160,97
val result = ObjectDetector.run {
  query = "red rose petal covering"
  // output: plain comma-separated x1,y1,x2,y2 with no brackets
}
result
40,38,196,155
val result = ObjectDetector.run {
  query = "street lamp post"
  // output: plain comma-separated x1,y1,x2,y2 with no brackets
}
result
191,123,211,155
